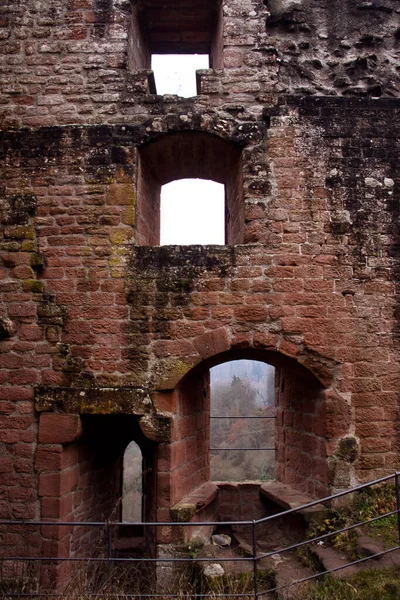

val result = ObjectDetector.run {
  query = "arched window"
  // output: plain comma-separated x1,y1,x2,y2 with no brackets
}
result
137,131,243,246
122,441,143,522
210,360,276,482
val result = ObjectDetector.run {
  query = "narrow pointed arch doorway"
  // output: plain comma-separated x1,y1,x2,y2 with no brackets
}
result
122,440,143,523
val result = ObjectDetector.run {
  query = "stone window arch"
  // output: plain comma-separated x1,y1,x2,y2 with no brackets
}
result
154,346,335,513
137,131,244,246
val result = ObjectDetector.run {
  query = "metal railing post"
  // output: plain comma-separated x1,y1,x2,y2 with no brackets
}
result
107,522,113,562
395,472,400,544
252,520,258,600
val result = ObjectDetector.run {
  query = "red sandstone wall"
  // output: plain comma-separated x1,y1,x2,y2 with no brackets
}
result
0,100,400,536
1,0,400,580
275,369,335,497
156,372,209,522
0,0,271,129
127,3,151,71
1,0,398,130
218,482,267,522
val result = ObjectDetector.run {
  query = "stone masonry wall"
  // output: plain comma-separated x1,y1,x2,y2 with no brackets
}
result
265,0,400,97
0,0,271,129
1,0,400,582
1,98,400,532
2,0,399,130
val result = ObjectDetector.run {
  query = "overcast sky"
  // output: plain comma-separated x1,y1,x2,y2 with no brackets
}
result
152,55,224,245
152,54,208,97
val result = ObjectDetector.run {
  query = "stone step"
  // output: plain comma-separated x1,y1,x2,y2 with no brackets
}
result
355,534,385,559
311,535,400,580
272,552,315,600
310,544,360,579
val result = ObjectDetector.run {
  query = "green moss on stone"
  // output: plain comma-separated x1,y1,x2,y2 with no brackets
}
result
170,504,196,522
23,279,45,293
21,241,36,252
30,253,45,270
6,225,35,240
336,437,359,463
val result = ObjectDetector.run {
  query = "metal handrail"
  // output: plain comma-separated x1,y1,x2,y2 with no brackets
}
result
210,416,276,419
210,447,275,451
1,472,399,599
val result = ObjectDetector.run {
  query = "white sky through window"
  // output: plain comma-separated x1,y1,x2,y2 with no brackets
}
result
160,179,225,245
151,54,209,97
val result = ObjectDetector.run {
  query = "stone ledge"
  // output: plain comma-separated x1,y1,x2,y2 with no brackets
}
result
170,482,218,522
260,481,329,523
34,386,153,415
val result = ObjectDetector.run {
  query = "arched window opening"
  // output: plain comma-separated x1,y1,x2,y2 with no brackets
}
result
122,441,143,522
210,360,276,482
137,132,243,246
152,55,209,97
160,179,225,245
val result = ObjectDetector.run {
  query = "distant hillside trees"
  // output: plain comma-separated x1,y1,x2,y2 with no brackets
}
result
210,360,276,482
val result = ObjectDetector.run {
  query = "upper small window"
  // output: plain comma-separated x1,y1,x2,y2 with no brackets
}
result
128,0,224,87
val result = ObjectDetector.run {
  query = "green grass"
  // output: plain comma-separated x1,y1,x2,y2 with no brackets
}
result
302,568,400,600
307,483,399,558
353,484,398,549
365,514,398,548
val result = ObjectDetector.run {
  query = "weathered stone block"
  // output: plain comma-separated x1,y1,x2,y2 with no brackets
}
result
38,414,83,444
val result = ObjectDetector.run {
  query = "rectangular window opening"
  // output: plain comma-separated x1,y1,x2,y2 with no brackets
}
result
127,1,224,79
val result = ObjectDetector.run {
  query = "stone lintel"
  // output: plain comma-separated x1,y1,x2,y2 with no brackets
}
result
34,386,154,415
